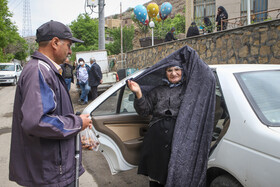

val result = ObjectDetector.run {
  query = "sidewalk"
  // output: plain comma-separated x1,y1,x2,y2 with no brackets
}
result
0,132,98,187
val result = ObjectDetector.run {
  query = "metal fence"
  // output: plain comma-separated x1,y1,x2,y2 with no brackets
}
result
221,8,280,30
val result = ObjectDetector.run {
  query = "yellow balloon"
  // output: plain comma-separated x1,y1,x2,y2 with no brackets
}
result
147,3,159,18
156,14,162,22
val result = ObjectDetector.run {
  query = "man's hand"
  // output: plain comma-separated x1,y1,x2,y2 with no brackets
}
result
100,80,103,84
80,114,92,130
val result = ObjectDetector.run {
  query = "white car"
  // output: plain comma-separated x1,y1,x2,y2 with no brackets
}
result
0,62,23,85
82,64,280,187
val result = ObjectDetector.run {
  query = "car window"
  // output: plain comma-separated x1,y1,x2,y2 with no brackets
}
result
92,90,120,116
235,70,280,127
92,86,136,116
0,65,15,71
120,86,136,113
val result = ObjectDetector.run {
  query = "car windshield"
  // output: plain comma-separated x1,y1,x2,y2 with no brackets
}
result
236,70,280,127
0,65,15,71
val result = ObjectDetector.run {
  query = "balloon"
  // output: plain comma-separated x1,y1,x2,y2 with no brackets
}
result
159,11,167,21
134,5,148,25
156,14,162,22
144,14,149,25
160,2,172,19
147,3,159,18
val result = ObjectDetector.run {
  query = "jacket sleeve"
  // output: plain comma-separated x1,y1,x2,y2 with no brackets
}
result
19,62,82,139
134,90,156,117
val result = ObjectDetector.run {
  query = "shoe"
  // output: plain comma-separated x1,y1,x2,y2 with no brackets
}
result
82,101,88,105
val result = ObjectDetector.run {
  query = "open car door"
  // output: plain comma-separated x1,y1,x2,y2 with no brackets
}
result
82,68,230,175
82,70,150,175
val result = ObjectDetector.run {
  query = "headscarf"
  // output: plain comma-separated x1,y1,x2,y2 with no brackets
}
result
162,66,184,88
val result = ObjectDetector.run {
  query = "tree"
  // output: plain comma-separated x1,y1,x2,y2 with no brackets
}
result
154,14,185,39
0,0,28,62
69,14,99,60
106,25,135,55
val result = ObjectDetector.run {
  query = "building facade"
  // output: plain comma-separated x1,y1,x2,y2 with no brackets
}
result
185,0,280,31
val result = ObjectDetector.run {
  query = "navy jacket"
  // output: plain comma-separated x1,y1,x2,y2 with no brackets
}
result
9,51,84,187
88,63,102,87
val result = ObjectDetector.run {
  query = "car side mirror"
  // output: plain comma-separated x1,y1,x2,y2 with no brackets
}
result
128,93,135,101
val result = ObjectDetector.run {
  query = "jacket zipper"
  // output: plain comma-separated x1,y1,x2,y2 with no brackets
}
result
59,140,62,175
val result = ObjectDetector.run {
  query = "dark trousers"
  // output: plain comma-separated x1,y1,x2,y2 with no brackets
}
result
149,181,164,187
91,86,98,100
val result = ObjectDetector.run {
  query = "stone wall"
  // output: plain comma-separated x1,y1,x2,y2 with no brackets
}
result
124,19,280,70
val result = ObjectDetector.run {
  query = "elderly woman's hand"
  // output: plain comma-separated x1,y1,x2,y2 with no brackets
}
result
127,80,142,99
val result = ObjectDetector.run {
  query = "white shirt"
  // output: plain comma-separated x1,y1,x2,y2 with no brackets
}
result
78,66,88,83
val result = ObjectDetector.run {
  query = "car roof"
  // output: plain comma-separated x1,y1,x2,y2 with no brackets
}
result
210,64,280,73
0,62,20,65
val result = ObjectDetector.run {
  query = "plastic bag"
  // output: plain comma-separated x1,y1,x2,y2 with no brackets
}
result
80,127,100,151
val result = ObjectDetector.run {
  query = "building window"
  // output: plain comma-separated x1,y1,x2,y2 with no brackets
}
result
194,0,216,22
241,0,268,23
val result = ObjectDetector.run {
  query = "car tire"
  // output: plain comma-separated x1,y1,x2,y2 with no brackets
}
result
210,174,243,187
12,77,17,86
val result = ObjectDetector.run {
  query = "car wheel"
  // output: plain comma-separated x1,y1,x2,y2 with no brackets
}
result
12,77,17,86
210,174,243,187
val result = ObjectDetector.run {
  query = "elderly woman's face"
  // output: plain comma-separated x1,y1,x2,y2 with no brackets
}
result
166,66,182,84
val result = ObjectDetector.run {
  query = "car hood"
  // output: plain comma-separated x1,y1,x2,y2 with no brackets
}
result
0,71,15,75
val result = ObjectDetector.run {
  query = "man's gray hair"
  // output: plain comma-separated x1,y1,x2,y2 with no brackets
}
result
90,57,96,63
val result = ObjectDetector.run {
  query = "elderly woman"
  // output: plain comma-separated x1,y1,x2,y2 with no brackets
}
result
127,65,184,187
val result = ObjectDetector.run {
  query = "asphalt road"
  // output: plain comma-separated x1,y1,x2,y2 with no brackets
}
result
0,83,148,187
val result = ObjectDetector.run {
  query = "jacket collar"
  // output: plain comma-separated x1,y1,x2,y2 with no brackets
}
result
31,51,61,75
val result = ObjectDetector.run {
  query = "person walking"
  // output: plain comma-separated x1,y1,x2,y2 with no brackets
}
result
88,57,102,100
76,58,91,105
61,57,74,91
186,22,200,37
9,20,92,187
216,6,228,31
164,27,177,42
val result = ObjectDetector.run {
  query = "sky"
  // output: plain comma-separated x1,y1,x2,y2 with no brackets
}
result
8,0,151,36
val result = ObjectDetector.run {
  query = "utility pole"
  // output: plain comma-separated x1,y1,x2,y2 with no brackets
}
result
120,2,123,68
22,0,32,37
247,0,251,25
98,0,105,50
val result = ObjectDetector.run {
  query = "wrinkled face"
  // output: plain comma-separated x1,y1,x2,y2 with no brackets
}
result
56,39,72,64
166,66,182,84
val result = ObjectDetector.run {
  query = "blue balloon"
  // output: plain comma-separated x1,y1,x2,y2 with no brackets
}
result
134,5,148,24
160,2,172,19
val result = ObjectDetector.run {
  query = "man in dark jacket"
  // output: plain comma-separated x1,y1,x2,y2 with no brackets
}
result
88,57,103,100
9,20,92,187
164,27,177,42
61,57,74,91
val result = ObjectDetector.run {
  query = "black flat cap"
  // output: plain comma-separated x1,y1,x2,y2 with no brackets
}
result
36,20,84,43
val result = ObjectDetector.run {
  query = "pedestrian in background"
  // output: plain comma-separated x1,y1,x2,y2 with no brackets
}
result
76,58,90,105
61,57,74,91
216,6,228,31
164,27,177,42
202,17,213,34
186,22,200,37
88,57,103,100
9,20,92,187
